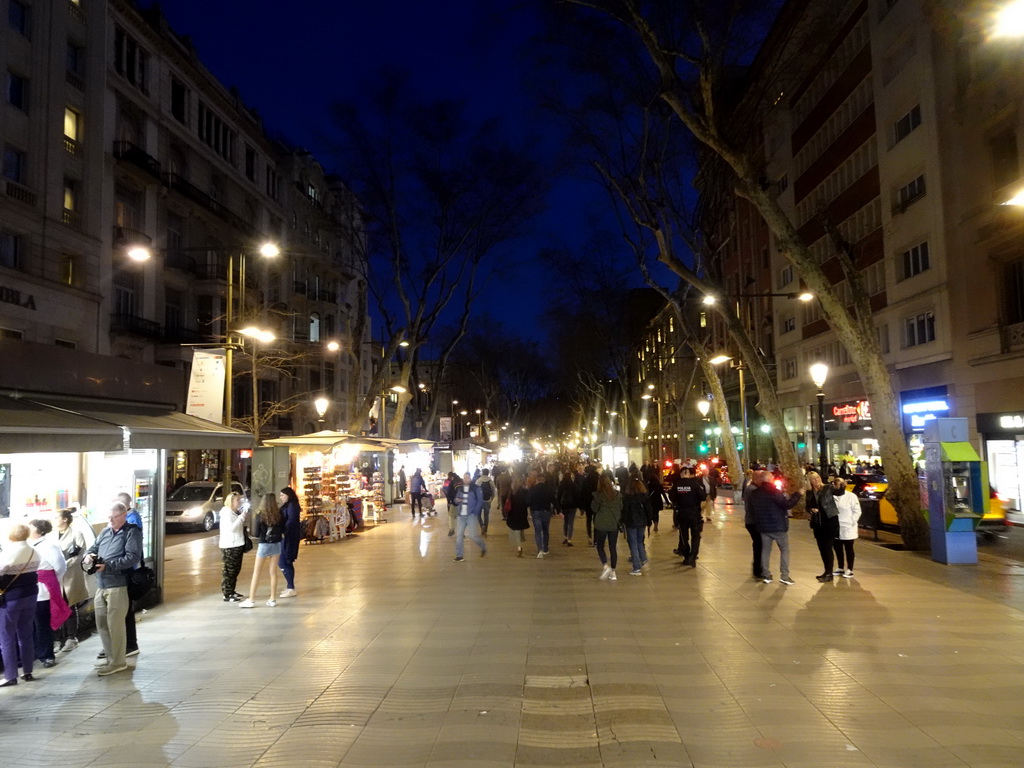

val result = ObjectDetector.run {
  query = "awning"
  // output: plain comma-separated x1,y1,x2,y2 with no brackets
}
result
940,441,982,462
0,393,255,453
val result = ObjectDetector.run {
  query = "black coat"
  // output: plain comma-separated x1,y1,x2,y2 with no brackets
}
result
622,492,652,529
505,488,530,531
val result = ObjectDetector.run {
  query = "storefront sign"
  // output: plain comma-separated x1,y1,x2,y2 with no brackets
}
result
902,398,950,431
977,412,1024,433
185,349,226,424
832,400,871,424
0,285,36,310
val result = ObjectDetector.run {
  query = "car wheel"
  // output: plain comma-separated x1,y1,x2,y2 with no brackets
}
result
203,512,216,532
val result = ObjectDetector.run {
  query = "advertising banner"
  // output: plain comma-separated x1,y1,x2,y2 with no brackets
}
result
186,349,226,424
439,416,453,442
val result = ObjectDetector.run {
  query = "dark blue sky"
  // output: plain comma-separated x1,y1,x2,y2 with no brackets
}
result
159,0,611,338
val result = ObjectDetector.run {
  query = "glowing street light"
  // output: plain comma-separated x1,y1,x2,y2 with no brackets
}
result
126,245,151,262
992,0,1024,38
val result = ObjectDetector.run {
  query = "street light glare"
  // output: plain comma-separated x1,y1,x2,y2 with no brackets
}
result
709,354,732,365
642,394,653,400
239,326,275,343
702,295,717,305
1001,188,1024,206
127,246,151,262
398,340,410,347
390,385,407,393
809,362,829,388
992,0,1024,38
647,383,655,390
326,340,340,352
313,397,330,417
258,242,280,258
696,399,711,417
797,292,814,302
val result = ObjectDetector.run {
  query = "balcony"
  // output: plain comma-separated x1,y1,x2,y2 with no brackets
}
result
163,250,198,276
318,289,336,302
1006,320,1024,352
163,325,213,344
66,70,84,91
4,180,38,208
64,137,80,157
67,0,85,23
113,141,161,181
161,172,256,237
113,226,152,248
62,209,81,229
110,313,162,340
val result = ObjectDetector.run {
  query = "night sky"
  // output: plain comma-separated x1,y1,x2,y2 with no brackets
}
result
159,0,616,340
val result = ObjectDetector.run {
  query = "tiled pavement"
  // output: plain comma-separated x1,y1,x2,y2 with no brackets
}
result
4,497,1024,767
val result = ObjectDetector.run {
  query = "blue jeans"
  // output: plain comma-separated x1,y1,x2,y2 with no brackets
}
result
531,509,551,553
626,527,646,571
562,508,577,540
481,499,492,531
455,514,486,558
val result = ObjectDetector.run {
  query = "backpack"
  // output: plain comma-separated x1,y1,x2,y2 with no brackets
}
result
480,480,494,501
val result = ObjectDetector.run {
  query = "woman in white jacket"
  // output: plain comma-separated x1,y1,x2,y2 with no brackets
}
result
218,493,248,602
829,476,862,578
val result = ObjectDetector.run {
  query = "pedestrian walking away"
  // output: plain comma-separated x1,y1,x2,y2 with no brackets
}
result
669,466,706,566
528,470,555,557
622,471,652,575
748,471,803,585
240,494,285,608
409,468,427,520
579,464,599,545
591,470,623,581
558,467,579,546
505,474,530,557
476,468,496,535
830,476,862,578
742,470,763,580
0,524,43,686
453,473,487,561
277,487,302,598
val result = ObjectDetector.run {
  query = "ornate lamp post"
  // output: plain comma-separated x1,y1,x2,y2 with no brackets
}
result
809,362,830,476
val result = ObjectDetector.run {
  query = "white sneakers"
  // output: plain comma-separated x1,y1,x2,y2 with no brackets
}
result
266,600,277,607
629,569,642,576
279,589,297,598
599,564,611,580
608,570,617,581
240,598,278,608
536,551,546,559
842,570,854,579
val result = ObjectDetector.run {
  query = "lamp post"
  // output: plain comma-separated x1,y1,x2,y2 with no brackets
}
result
639,417,648,463
696,398,711,456
809,362,829,476
314,396,330,426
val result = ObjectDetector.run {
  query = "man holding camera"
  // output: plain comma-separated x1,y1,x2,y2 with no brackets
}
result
83,502,142,676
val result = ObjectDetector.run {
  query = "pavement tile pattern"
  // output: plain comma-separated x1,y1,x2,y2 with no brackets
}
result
2,496,1024,767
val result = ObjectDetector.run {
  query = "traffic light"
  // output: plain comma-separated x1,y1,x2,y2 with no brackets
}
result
698,442,709,454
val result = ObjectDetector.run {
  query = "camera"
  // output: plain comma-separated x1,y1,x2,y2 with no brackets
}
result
83,555,103,575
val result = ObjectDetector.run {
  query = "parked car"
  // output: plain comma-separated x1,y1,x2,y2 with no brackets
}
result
165,481,247,532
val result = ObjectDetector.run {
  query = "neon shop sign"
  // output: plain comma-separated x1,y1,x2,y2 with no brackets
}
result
832,400,871,424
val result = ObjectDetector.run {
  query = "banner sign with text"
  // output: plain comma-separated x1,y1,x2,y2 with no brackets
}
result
186,349,226,424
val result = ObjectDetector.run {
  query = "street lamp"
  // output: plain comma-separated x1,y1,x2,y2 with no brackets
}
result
992,0,1024,38
809,362,830,476
314,396,330,425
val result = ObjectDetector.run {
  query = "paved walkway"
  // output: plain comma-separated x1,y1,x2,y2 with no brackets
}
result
3,498,1024,768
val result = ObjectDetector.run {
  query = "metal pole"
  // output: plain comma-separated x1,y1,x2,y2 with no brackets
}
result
817,388,827,476
738,361,748,473
657,398,664,464
223,253,234,490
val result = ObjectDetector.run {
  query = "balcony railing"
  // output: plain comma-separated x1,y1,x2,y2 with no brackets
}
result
62,209,81,229
110,313,162,339
161,172,256,236
64,137,80,156
113,141,161,180
113,226,152,247
318,289,336,302
163,325,213,344
163,250,198,275
4,180,38,207
1006,320,1024,352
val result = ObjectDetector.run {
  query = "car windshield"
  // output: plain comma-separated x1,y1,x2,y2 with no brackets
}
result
168,486,215,502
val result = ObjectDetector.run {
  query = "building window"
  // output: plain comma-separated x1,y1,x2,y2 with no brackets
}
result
990,128,1020,190
782,358,797,380
113,27,149,93
245,146,257,182
900,241,930,280
0,230,23,269
893,104,921,144
63,179,78,213
904,311,936,347
165,288,184,331
66,41,84,77
8,1,29,37
170,77,188,124
777,174,788,194
309,312,321,342
197,102,236,163
115,182,143,230
778,264,794,288
876,323,890,354
54,338,76,349
781,315,796,334
0,328,24,340
64,107,80,153
7,71,27,110
895,174,926,210
59,253,77,286
3,145,26,184
1006,257,1024,325
266,167,279,201
112,269,139,317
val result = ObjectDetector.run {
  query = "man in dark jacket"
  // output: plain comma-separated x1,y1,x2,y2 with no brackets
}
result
670,466,706,566
748,471,803,584
83,502,142,676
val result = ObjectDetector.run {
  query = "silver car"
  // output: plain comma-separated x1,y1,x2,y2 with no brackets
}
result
165,481,247,532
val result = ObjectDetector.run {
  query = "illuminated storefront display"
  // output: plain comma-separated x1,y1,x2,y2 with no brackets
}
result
977,411,1024,515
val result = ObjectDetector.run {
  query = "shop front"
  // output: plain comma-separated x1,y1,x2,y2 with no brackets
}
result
977,411,1024,515
825,399,879,467
0,392,254,605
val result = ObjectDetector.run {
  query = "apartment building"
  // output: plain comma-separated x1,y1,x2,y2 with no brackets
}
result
725,0,1024,509
0,1,369,487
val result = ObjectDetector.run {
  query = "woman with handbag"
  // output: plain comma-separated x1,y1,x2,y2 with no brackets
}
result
56,508,89,654
218,492,248,602
240,494,284,608
806,472,840,582
0,524,42,686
